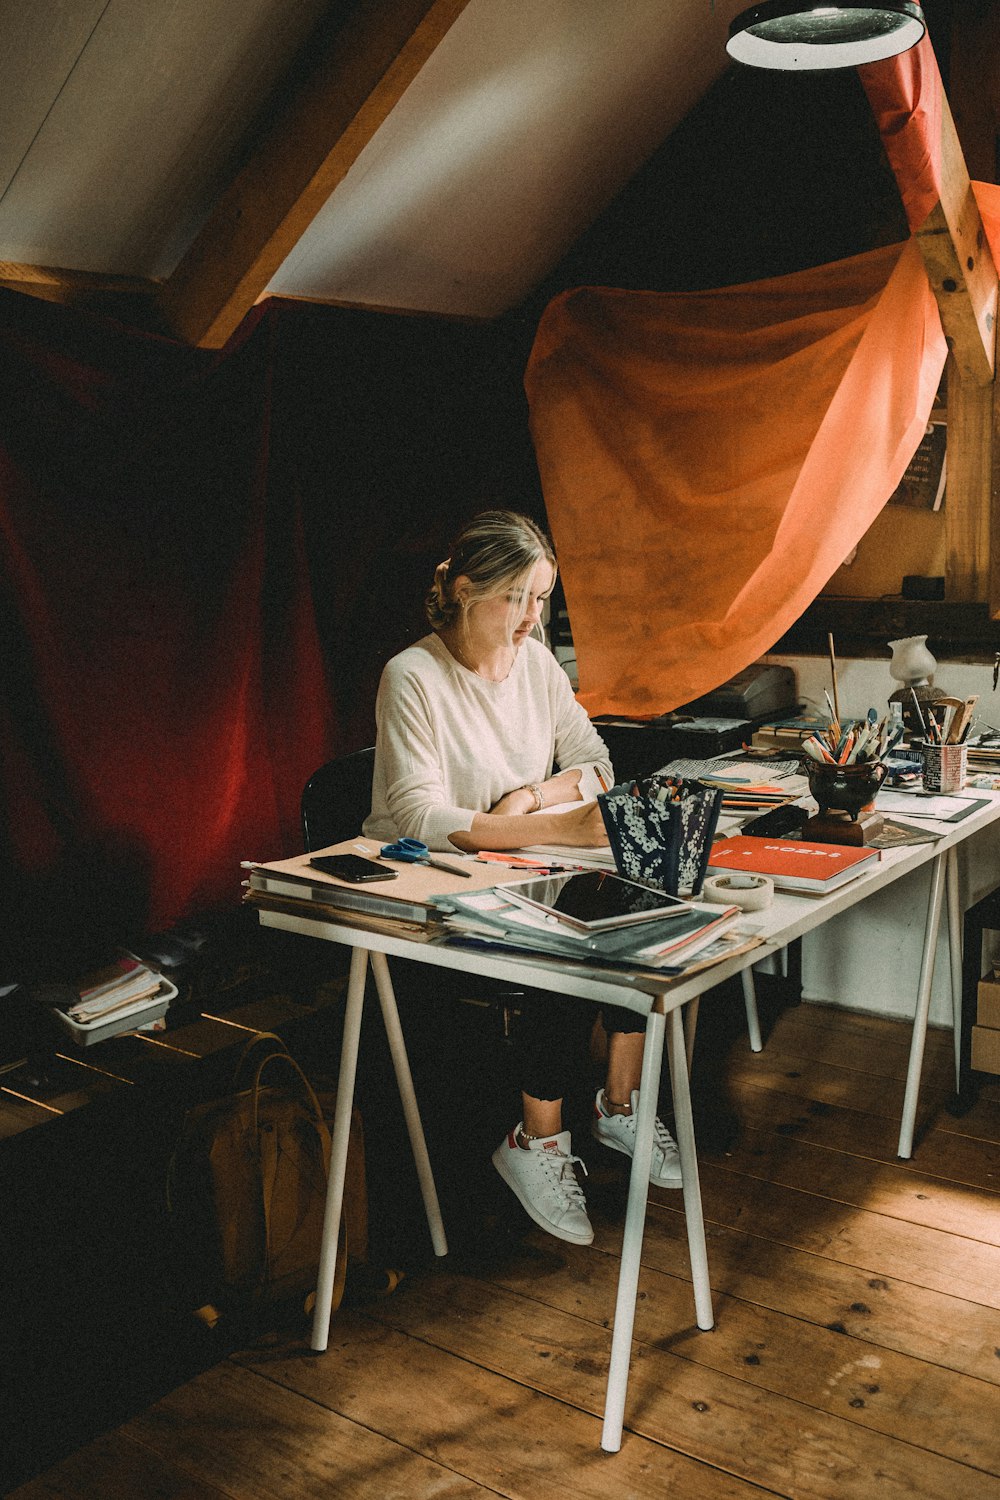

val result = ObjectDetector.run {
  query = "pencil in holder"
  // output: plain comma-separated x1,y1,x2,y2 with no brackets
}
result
597,774,723,897
918,740,967,794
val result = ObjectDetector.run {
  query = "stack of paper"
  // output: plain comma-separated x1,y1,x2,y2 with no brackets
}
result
55,955,175,1045
695,772,800,814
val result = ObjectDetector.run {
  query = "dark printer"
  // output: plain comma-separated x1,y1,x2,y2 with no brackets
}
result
678,663,797,722
592,664,799,775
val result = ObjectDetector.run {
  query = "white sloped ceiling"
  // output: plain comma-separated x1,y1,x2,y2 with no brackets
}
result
0,0,745,315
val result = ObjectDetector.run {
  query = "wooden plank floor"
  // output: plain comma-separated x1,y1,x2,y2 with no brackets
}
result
10,1000,1000,1500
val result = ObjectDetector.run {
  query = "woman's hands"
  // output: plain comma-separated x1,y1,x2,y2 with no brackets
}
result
488,767,583,817
545,797,608,847
449,768,608,853
487,787,536,817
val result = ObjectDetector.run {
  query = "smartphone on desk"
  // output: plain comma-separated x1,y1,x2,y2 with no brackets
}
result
309,854,397,883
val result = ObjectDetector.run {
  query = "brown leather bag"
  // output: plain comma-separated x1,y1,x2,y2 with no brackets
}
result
167,1032,367,1327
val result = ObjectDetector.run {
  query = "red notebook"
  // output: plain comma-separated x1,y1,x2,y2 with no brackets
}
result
706,836,880,893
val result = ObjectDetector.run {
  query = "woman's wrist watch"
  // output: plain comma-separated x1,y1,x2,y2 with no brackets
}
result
525,782,543,812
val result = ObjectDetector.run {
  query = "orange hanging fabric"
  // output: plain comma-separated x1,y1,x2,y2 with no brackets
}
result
526,240,946,716
859,34,942,231
525,34,967,719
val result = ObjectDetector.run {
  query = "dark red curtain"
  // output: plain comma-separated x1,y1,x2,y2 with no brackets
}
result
0,292,541,972
0,292,335,967
261,300,544,751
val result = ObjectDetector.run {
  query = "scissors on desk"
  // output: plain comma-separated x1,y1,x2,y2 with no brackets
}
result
380,837,473,878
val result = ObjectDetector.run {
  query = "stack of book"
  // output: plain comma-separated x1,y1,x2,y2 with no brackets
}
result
750,713,830,751
883,748,923,788
246,847,761,982
55,955,177,1046
431,870,760,978
967,738,1000,772
243,839,521,940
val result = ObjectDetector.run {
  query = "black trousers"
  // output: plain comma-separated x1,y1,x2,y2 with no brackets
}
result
515,986,645,1101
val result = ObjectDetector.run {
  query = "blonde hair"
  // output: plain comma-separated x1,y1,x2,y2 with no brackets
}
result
425,510,556,634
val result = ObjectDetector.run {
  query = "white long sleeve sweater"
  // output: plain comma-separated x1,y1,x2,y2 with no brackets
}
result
362,633,613,850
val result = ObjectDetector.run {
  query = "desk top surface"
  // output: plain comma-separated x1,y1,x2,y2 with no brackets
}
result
256,789,1000,1018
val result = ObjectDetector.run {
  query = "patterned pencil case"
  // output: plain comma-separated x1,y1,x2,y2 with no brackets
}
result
597,773,724,897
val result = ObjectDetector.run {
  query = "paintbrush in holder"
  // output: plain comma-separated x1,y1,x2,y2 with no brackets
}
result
800,713,891,845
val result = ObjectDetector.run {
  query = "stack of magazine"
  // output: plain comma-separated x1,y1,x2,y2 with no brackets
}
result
431,869,761,978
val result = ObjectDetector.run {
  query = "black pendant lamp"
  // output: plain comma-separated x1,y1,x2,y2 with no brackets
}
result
726,2,926,70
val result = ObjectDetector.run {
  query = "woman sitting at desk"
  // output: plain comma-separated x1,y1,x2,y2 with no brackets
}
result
364,509,682,1246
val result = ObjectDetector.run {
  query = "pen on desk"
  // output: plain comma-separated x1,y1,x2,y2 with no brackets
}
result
475,854,586,873
476,852,543,866
423,856,473,877
382,852,473,877
495,864,575,874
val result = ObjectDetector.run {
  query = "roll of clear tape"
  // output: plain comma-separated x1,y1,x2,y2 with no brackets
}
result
701,873,773,911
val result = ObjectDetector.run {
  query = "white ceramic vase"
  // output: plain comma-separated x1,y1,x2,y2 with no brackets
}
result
888,634,936,687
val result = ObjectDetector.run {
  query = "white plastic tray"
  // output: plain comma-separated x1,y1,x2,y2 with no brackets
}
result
54,977,178,1047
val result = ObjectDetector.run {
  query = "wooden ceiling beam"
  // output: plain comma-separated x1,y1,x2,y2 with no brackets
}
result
928,4,1000,614
989,354,1000,617
926,100,998,598
946,351,995,602
0,262,163,329
157,0,474,350
913,82,998,386
0,261,159,301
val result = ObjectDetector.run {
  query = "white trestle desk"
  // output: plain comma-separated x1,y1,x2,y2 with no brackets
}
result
254,788,1000,1453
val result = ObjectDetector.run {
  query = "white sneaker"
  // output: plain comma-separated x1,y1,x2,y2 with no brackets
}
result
591,1089,682,1188
491,1126,594,1245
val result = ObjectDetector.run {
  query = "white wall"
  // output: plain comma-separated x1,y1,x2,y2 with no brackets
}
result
767,651,1000,740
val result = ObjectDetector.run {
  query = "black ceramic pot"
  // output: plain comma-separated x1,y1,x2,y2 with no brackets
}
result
804,758,887,820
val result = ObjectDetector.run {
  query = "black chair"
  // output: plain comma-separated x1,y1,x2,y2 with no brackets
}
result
301,747,377,852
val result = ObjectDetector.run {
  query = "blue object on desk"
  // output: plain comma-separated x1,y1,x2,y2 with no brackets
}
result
380,837,473,877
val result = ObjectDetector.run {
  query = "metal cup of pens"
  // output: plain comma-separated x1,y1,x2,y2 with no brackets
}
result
917,740,968,794
913,694,976,793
